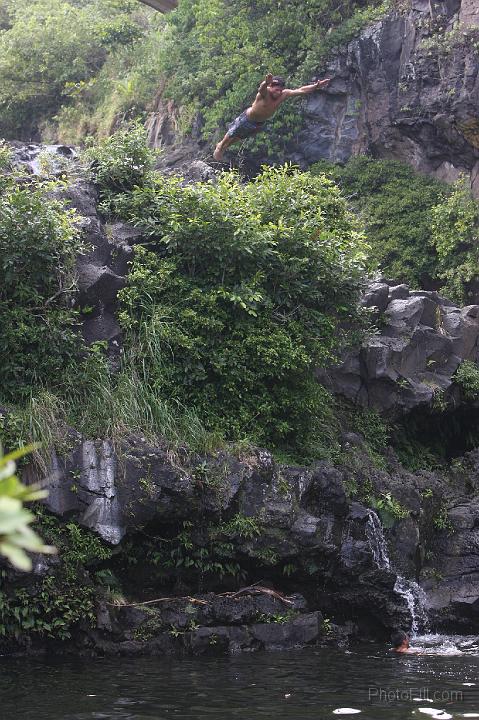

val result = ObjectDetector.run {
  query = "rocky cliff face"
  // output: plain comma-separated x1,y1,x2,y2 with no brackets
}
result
329,279,479,415
4,154,479,656
289,0,479,194
151,0,479,195
32,413,479,652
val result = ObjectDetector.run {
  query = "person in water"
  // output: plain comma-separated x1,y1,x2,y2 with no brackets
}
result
213,73,331,161
391,630,412,653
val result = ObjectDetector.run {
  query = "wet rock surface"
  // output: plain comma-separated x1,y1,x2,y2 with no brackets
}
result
31,427,479,652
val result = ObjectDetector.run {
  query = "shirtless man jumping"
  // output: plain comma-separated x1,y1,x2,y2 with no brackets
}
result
213,73,331,161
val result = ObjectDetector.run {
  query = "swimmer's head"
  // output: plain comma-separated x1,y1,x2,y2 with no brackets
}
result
391,630,409,649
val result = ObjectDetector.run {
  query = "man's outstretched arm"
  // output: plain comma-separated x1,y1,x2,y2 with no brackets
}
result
282,78,331,98
257,72,273,99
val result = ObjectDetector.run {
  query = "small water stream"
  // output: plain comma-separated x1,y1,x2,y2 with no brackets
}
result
366,510,429,635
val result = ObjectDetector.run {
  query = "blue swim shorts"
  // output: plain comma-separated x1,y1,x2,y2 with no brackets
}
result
227,111,266,139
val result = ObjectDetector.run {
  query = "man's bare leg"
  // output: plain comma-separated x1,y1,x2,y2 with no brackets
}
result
213,134,241,161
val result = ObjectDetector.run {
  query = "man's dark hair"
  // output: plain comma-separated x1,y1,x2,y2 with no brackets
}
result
391,630,408,648
271,76,286,87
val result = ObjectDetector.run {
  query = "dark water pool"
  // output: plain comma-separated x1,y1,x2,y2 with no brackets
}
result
1,635,478,719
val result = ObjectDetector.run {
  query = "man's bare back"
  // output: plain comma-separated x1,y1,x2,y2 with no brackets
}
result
213,73,331,161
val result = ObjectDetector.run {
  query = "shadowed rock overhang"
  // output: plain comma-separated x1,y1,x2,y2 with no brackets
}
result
137,0,177,12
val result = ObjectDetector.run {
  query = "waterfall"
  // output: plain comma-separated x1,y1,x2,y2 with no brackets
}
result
365,510,428,635
365,509,390,570
393,575,429,636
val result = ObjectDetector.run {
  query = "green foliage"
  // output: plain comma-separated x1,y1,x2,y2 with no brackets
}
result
430,178,479,303
85,120,155,192
0,575,96,641
349,406,389,467
421,22,479,59
256,610,299,624
0,0,147,138
454,360,479,402
37,512,113,574
369,492,409,528
108,161,368,456
0,445,55,571
218,514,261,540
0,513,113,642
0,139,12,169
433,504,453,532
352,408,389,452
0,180,84,401
321,617,332,633
311,156,447,288
145,520,244,584
392,429,443,472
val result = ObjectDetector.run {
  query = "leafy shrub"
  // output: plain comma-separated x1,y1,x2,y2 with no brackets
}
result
454,360,479,401
311,156,447,288
0,445,54,571
0,512,113,642
433,504,453,532
0,0,146,138
0,182,84,401
110,163,369,456
370,492,409,528
0,140,12,170
0,576,96,641
86,120,155,192
430,178,479,303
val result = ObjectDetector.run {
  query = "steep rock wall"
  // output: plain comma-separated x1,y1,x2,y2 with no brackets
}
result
151,0,479,195
289,0,479,194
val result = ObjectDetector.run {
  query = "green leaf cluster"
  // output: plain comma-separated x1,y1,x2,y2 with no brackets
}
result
0,512,113,642
312,158,479,303
0,178,84,401
86,120,156,191
0,0,146,137
108,162,369,456
370,492,409,528
311,156,447,289
454,360,479,402
0,575,95,641
0,445,55,571
430,178,479,303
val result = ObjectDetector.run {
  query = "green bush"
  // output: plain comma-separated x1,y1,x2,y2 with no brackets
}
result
454,360,479,401
311,156,447,288
0,181,84,401
430,178,479,303
85,120,155,192
108,163,369,456
0,0,147,138
0,140,12,170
